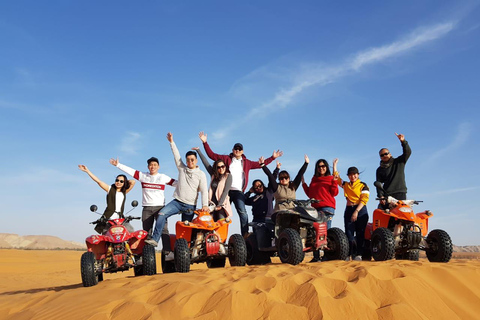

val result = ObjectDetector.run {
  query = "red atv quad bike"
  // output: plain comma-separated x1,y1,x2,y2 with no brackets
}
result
363,182,452,262
81,200,157,287
161,209,247,273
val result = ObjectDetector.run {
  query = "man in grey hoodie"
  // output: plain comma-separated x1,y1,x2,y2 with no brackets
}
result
146,132,209,249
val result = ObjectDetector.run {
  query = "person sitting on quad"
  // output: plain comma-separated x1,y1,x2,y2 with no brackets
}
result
198,131,283,236
244,157,279,245
78,164,136,234
194,147,233,221
273,155,309,211
334,165,369,261
145,132,209,251
376,132,411,207
302,158,339,262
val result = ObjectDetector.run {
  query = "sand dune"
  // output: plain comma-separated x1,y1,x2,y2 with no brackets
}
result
1,249,480,320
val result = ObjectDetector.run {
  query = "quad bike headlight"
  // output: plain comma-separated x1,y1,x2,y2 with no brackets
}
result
399,207,413,213
199,215,213,222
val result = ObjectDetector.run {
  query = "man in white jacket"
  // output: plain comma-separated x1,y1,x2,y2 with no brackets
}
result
110,156,176,235
146,132,209,249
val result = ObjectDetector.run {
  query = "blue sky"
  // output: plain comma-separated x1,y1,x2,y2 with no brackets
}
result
1,1,479,246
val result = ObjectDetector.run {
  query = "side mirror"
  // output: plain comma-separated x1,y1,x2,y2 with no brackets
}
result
131,200,138,208
90,205,98,212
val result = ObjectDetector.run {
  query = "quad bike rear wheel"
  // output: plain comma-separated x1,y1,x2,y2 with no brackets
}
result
426,229,452,263
161,250,176,274
371,227,395,261
245,233,271,265
228,234,247,266
207,257,226,268
174,238,191,273
277,228,304,265
322,227,349,261
81,252,100,287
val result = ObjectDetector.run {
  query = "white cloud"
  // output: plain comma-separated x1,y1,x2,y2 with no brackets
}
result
212,21,457,141
428,122,472,162
120,131,142,155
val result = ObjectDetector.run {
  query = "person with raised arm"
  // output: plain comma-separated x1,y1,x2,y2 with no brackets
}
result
198,131,283,236
78,164,135,234
110,156,176,235
376,133,412,204
273,155,309,212
145,133,209,251
194,146,233,221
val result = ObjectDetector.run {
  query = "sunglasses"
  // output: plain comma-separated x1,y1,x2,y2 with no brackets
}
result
254,185,263,189
380,152,390,157
233,147,243,151
115,179,125,183
318,165,327,168
217,165,226,169
279,177,289,181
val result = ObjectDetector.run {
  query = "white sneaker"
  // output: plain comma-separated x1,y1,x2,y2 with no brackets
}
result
145,238,158,247
353,255,362,261
164,251,175,261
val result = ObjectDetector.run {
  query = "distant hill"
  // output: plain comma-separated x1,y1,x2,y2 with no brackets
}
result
0,233,85,250
452,245,480,252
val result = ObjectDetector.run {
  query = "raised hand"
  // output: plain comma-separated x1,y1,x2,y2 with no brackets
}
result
276,160,282,169
167,132,173,143
304,154,310,164
272,149,283,159
199,131,207,143
109,158,118,166
333,158,338,173
191,147,199,150
395,132,405,142
258,156,265,165
78,164,88,172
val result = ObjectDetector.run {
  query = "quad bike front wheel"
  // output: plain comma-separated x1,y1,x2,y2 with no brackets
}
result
277,228,304,265
142,243,157,275
426,229,452,263
174,238,191,273
245,233,271,265
322,227,349,261
81,252,100,287
371,227,395,261
228,234,247,266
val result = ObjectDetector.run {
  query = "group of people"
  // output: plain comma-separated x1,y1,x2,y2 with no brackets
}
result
79,131,411,262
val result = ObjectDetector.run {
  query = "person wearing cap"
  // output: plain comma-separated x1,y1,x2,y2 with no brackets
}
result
198,131,283,236
110,156,177,235
376,133,411,204
145,132,209,250
334,164,370,261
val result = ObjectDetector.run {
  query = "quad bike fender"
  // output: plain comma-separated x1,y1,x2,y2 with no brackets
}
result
364,222,373,241
372,209,392,231
176,222,193,244
85,236,107,260
215,220,230,243
415,211,432,237
128,230,149,252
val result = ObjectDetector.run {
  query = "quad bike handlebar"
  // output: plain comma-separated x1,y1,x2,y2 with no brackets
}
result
374,181,423,205
279,198,320,207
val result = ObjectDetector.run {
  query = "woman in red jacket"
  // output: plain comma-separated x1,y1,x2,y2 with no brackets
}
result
302,158,339,262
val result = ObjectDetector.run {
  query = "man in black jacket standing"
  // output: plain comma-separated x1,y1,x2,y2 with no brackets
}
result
376,133,412,203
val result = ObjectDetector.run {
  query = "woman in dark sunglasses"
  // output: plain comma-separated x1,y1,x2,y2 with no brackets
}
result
273,154,309,212
194,148,232,221
78,164,135,233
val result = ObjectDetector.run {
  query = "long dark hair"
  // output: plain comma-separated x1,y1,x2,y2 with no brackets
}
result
278,170,295,190
212,160,228,182
314,159,331,177
112,174,130,193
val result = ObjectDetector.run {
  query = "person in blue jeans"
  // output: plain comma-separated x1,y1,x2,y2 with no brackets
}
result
145,132,209,254
199,131,283,236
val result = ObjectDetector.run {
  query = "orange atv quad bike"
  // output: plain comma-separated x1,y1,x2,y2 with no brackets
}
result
363,182,452,262
162,209,247,273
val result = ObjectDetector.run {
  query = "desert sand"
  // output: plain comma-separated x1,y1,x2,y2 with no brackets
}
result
1,249,480,320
